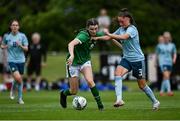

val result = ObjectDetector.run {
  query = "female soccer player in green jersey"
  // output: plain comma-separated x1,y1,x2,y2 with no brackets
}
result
60,18,104,110
1,19,28,104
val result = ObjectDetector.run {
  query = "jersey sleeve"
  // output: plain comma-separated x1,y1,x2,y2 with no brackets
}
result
22,34,28,46
126,26,137,38
172,43,177,54
113,28,120,35
96,31,105,37
75,31,89,44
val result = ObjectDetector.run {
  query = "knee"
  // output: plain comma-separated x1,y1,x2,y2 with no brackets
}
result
14,76,22,83
115,70,123,77
139,84,145,90
163,75,169,80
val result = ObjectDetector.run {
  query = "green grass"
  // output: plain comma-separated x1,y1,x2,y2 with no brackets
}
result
41,52,100,82
0,90,180,120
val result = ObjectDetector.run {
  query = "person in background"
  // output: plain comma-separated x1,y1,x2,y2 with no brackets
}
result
0,36,6,91
97,8,111,51
1,19,28,104
26,32,47,91
156,32,177,96
0,35,13,91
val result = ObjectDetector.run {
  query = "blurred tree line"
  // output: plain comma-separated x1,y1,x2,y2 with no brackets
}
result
0,0,179,52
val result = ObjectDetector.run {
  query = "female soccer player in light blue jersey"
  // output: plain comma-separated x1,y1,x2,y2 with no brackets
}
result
93,8,160,110
1,20,28,104
156,32,177,96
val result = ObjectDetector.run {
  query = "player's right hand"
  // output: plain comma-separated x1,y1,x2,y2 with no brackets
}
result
67,55,74,66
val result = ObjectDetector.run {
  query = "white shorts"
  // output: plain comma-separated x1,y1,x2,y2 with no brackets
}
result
66,61,92,78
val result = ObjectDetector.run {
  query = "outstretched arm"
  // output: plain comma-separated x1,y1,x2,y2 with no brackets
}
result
92,35,111,41
104,28,129,40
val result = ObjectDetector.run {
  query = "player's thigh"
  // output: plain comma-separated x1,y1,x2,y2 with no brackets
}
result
11,63,24,83
9,63,22,81
67,65,80,92
66,64,80,78
115,58,131,76
80,61,95,87
17,63,25,75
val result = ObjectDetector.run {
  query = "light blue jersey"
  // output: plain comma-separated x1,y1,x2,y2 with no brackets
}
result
2,32,28,63
156,42,177,66
113,25,144,62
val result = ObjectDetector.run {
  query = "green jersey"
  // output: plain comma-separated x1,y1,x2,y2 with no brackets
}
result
67,30,104,66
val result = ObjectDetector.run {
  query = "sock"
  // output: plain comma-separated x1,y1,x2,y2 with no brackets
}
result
114,76,123,102
26,82,31,90
18,82,23,100
143,85,158,103
160,80,166,93
63,89,72,96
164,79,171,92
90,86,102,105
11,80,17,92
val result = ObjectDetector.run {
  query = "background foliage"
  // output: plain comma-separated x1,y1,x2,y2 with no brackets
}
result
0,0,180,52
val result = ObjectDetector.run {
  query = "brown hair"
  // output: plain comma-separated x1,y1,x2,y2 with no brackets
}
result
118,8,136,26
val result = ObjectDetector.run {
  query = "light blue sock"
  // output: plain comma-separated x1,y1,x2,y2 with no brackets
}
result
11,80,17,92
143,85,158,103
160,80,166,93
164,79,171,92
18,82,23,100
114,76,123,102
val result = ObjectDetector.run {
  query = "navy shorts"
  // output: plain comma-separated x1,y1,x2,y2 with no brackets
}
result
119,58,146,79
8,62,25,75
160,65,172,72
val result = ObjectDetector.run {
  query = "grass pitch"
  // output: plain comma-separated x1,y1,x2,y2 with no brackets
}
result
0,90,180,120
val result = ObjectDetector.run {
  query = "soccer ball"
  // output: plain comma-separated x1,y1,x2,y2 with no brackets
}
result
72,96,87,110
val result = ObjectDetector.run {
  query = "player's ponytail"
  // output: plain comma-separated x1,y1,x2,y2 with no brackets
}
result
118,8,136,26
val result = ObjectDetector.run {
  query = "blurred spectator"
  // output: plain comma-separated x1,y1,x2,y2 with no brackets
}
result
97,8,111,32
156,32,177,96
0,35,12,91
26,32,47,91
97,8,111,51
0,36,6,91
